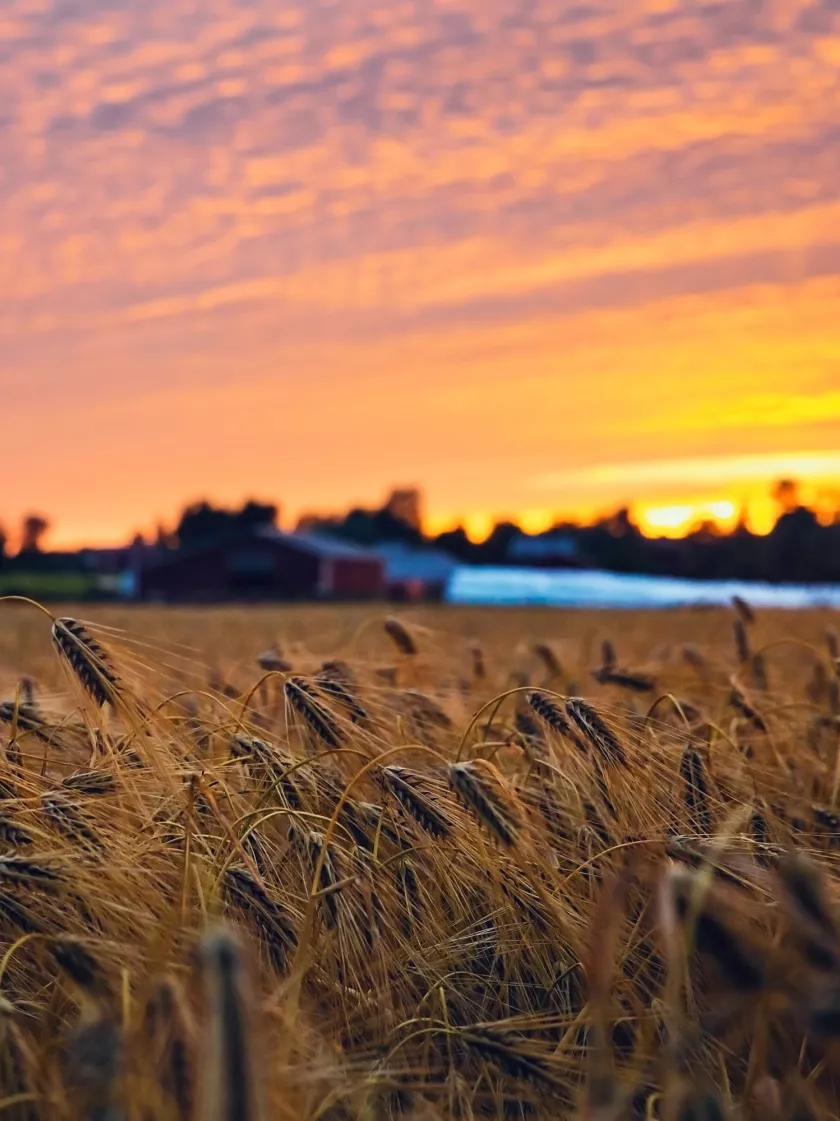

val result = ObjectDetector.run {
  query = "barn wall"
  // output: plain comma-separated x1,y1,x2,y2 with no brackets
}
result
331,558,384,598
140,539,322,602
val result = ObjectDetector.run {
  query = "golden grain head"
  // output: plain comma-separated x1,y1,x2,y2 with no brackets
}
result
0,602,836,1118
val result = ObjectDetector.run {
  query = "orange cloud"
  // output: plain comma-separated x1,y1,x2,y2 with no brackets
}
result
1,0,840,544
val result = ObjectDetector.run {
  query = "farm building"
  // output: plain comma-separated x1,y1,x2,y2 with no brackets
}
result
80,538,156,596
506,531,585,568
137,529,384,602
376,542,458,600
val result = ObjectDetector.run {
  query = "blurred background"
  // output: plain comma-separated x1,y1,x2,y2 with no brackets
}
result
2,0,839,603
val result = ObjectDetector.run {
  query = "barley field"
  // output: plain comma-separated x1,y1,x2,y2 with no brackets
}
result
1,600,840,1120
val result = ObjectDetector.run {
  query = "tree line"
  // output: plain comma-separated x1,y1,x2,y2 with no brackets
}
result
3,481,840,585
300,481,840,585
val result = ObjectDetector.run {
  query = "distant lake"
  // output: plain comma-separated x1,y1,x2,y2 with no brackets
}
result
447,567,840,610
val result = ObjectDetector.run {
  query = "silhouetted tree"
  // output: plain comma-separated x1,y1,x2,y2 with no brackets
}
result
605,507,637,539
154,524,177,550
175,500,278,548
384,488,422,531
19,514,49,554
481,521,521,564
766,505,820,582
239,501,279,531
773,478,800,515
304,503,423,548
433,526,474,561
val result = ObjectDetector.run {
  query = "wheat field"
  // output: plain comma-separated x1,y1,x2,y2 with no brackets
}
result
1,599,840,1120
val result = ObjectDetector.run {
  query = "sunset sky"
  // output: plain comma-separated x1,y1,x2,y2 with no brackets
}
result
2,0,840,546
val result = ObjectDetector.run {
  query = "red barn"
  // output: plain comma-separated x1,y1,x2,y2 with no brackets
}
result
138,529,383,603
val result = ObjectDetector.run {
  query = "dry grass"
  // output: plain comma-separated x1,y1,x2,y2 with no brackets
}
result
1,600,840,1119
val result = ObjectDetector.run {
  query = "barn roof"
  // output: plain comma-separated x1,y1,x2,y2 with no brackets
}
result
376,542,457,582
256,528,380,561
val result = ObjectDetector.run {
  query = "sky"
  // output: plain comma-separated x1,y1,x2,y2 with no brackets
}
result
2,0,840,546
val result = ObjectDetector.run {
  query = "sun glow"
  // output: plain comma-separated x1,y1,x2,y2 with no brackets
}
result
635,499,738,537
